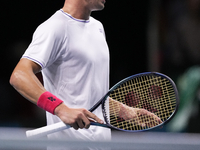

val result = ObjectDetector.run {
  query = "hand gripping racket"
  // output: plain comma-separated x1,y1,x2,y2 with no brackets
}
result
26,72,179,138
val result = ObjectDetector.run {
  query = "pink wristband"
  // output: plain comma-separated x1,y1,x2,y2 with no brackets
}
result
37,91,63,115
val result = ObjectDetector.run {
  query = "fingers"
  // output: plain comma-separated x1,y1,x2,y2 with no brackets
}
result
70,109,91,130
56,105,104,130
118,105,163,128
135,109,163,127
85,111,104,124
71,122,79,130
72,110,103,130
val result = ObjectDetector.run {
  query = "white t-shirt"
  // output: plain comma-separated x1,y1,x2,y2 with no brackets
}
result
22,9,111,141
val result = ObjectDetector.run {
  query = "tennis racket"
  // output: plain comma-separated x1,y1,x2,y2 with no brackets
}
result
26,72,179,138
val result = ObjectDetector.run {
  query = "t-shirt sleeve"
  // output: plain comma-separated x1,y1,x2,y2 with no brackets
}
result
22,20,67,69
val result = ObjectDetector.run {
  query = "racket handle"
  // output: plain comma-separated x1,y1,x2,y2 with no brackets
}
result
26,122,71,138
26,122,109,138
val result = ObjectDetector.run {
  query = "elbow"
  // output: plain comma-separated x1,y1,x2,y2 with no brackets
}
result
9,71,21,89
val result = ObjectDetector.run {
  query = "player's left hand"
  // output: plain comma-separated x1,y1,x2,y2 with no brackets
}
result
118,103,163,128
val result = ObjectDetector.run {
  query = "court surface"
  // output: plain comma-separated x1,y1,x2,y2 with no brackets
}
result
0,127,200,150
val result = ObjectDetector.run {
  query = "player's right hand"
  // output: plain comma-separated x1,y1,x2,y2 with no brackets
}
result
54,103,104,130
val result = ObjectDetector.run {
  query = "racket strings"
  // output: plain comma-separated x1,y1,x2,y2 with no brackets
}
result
105,75,177,131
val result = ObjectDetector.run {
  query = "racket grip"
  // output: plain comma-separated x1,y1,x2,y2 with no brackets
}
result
26,122,71,138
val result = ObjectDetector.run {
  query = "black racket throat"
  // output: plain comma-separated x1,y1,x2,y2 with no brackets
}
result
89,92,111,112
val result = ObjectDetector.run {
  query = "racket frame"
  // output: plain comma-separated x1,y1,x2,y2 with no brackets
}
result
100,72,179,132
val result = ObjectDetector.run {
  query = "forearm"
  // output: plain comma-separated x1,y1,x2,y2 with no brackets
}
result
10,59,46,104
109,97,163,127
11,71,45,103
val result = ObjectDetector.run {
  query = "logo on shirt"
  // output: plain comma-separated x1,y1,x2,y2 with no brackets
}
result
48,97,56,102
99,29,103,33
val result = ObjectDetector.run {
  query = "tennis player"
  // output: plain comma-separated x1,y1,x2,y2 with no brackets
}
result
10,0,111,142
10,0,162,146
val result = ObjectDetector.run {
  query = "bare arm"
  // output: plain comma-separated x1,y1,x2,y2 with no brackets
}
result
109,97,162,127
10,58,46,103
10,58,103,130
